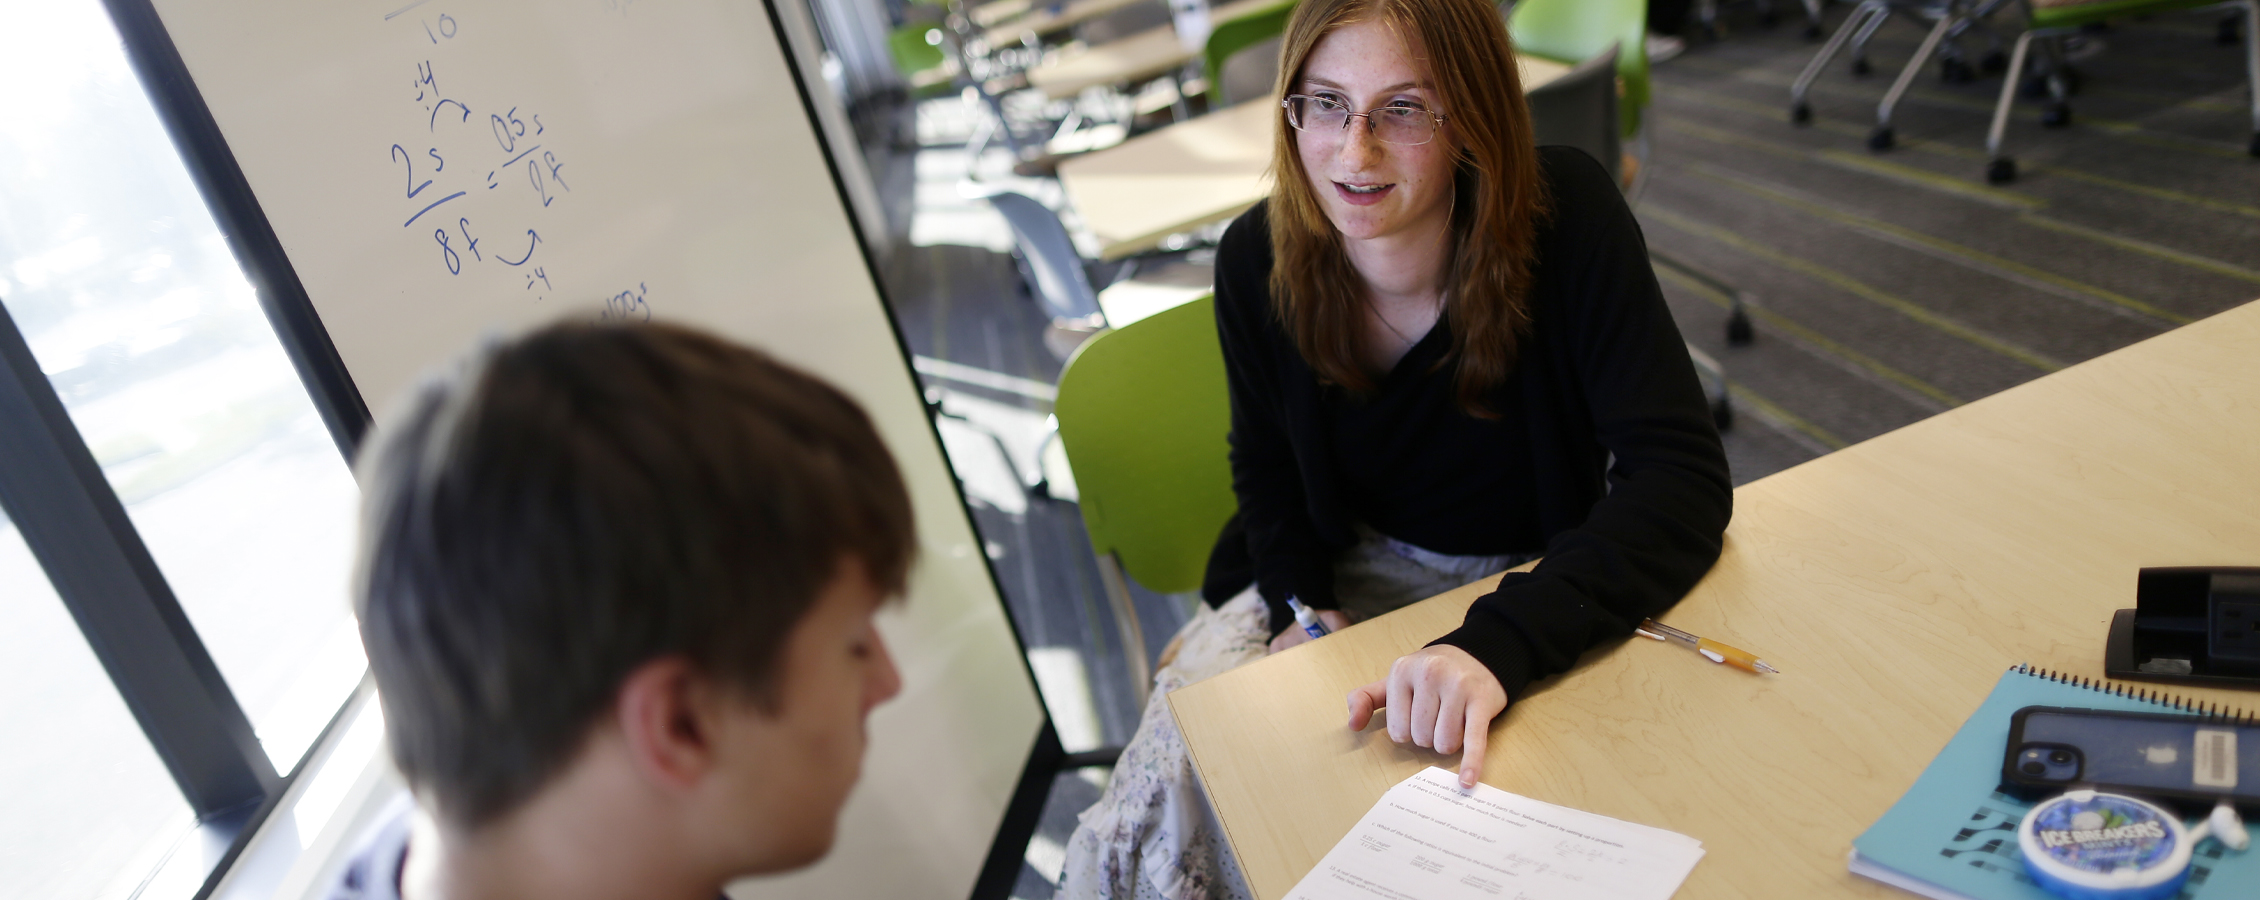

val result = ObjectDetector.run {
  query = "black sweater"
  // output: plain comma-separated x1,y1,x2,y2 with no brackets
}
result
1208,146,1732,700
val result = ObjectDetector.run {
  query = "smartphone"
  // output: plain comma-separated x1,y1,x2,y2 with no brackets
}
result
2001,706,2259,814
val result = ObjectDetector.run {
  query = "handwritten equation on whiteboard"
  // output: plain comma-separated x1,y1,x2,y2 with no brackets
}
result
382,7,651,322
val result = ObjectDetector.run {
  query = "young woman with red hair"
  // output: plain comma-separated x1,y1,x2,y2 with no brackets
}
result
1064,0,1729,894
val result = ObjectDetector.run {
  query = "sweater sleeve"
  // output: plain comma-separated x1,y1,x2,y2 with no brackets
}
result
1430,148,1734,699
1213,205,1339,628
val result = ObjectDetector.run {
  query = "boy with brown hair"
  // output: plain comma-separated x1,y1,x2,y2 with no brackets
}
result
333,319,915,900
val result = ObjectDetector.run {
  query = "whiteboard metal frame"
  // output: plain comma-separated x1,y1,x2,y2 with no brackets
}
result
100,0,372,461
94,0,1068,897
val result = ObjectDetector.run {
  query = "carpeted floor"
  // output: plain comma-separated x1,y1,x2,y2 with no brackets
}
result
1643,4,2260,479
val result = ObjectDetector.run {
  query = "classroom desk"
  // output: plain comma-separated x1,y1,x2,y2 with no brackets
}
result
1022,0,1279,100
972,0,1033,29
1169,299,2260,899
1055,55,1568,259
984,0,1151,47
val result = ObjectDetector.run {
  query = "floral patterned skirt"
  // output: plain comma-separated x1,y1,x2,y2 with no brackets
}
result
1058,589,1268,900
1058,530,1535,899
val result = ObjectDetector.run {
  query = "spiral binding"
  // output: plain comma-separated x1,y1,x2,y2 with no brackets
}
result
2012,663,2259,725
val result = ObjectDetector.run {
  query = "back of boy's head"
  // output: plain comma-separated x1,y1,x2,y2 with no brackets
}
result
353,319,916,830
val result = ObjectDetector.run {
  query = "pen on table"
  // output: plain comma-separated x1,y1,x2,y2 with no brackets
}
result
1635,618,1780,674
1286,596,1331,640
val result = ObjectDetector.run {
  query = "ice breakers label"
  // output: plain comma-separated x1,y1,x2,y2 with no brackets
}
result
2026,794,2177,873
2038,820,2169,849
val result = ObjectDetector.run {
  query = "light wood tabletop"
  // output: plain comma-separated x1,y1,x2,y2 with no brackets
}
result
984,0,1153,47
1054,54,1569,259
1169,300,2260,900
1056,99,1276,260
971,0,1034,29
1023,0,1283,100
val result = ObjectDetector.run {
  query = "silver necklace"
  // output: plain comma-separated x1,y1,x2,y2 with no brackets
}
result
1373,294,1441,348
1376,311,1415,345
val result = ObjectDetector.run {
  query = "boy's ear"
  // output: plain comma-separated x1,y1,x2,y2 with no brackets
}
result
615,656,719,792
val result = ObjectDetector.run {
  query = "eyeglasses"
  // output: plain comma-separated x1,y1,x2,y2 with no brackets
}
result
1281,94,1448,146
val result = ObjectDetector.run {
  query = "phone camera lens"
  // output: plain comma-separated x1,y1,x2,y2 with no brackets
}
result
2048,750,2073,765
2022,761,2046,776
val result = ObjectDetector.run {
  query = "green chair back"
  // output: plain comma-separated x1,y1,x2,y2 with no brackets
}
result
2028,0,2226,29
1507,0,1649,138
888,23,949,79
1053,295,1237,594
1203,0,1300,94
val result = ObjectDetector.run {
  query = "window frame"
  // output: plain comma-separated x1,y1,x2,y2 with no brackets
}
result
97,0,375,461
0,299,279,823
0,0,385,894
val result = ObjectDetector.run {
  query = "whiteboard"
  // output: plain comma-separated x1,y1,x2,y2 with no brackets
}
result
131,1,1049,897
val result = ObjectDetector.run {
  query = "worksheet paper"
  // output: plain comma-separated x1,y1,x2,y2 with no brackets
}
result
1285,767,1706,900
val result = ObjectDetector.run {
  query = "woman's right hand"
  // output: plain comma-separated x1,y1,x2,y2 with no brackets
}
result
1346,644,1508,787
1268,609,1352,653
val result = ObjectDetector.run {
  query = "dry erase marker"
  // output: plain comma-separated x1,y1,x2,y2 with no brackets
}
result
1635,618,1779,674
1286,596,1331,639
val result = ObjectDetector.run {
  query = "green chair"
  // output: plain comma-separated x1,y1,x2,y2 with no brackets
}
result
1516,14,1753,422
1203,0,1300,105
1052,295,1237,707
1983,0,2260,182
887,22,958,97
1508,0,1651,140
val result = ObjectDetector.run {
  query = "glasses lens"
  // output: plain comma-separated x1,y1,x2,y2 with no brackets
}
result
1290,96,1350,132
1373,107,1434,145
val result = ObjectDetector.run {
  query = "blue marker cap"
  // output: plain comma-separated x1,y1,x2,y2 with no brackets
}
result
1285,596,1330,640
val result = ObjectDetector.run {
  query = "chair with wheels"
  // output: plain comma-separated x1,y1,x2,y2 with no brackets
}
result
1788,0,2012,142
1524,44,1624,184
983,190,1214,355
931,5,1042,160
1693,0,1827,41
1074,0,1177,45
889,22,962,99
1508,0,1653,143
1202,0,1299,106
1522,43,1744,429
985,190,1109,326
1052,295,1238,709
1983,0,2260,183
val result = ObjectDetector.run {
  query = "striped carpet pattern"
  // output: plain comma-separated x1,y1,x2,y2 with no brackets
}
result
1642,6,2259,482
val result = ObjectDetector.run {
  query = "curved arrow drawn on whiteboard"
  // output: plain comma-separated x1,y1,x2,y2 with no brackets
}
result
498,230,541,266
430,99,471,130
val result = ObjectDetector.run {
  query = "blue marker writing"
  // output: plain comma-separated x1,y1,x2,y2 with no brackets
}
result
1285,596,1330,640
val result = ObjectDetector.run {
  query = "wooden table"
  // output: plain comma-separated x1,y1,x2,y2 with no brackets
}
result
1023,0,1282,100
1056,99,1275,260
1055,55,1568,259
971,0,1034,29
983,0,1153,47
1170,300,2260,900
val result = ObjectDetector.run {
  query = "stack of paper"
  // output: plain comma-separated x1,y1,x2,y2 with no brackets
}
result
1287,768,1706,900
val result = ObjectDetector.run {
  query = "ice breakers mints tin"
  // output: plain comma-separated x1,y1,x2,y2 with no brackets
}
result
2018,791,2190,900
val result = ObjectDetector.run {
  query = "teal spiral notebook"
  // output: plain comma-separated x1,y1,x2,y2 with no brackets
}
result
1849,664,2256,900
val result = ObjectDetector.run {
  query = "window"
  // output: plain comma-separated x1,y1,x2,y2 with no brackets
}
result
0,0,363,779
0,513,195,900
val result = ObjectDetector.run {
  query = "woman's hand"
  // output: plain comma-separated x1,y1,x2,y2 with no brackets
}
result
1346,645,1507,788
1268,609,1352,653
